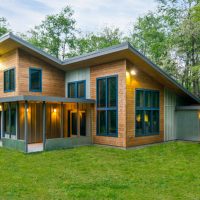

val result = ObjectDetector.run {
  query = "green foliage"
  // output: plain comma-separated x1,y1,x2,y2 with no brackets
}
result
68,27,123,57
0,17,10,36
24,6,76,60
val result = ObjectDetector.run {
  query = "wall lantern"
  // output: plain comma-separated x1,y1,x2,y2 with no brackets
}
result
130,70,137,76
126,71,130,77
198,112,200,120
26,108,29,112
0,105,2,111
53,108,57,113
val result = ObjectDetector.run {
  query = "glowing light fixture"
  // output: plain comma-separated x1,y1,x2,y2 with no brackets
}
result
198,112,200,120
26,108,29,112
0,105,2,111
126,71,130,77
53,108,57,113
131,70,136,76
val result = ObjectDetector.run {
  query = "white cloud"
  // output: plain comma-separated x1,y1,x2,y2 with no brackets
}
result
0,0,157,34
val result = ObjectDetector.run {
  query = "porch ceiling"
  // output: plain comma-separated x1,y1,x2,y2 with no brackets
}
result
0,95,95,104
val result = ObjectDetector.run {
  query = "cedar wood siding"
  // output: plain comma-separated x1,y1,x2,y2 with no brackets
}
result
126,61,164,147
18,49,65,97
0,49,19,97
90,60,127,147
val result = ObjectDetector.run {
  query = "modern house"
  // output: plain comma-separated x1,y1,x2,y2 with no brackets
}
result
0,33,199,153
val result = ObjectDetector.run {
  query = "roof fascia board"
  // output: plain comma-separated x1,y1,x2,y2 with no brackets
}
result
127,43,200,103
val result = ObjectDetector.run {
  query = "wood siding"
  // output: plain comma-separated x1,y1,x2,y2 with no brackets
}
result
90,60,127,147
0,49,65,98
126,61,164,147
0,50,19,97
65,67,90,98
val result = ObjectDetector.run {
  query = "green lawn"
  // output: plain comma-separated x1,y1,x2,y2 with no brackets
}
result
1,142,200,199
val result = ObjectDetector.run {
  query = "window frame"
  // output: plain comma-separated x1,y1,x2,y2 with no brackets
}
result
135,89,160,137
96,75,118,137
67,80,86,99
29,68,42,92
4,68,16,93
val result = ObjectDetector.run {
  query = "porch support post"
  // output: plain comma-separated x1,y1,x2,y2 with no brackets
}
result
77,103,80,137
1,103,4,139
8,103,11,139
24,101,28,153
16,102,19,140
60,102,64,138
42,101,46,150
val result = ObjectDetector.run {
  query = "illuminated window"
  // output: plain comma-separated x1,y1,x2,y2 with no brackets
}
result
135,89,159,136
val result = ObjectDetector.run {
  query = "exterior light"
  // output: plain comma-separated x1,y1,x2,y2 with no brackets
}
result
27,108,29,112
131,70,136,76
53,108,57,113
198,112,200,120
0,105,2,111
126,71,130,77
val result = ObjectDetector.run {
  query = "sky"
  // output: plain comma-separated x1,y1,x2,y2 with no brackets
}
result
0,0,157,34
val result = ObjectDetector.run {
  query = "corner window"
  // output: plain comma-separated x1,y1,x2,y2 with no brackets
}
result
68,80,86,98
135,89,159,137
97,76,118,137
29,68,42,92
4,68,15,92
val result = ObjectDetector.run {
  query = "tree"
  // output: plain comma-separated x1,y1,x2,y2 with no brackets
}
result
0,17,10,36
24,6,76,60
68,27,123,57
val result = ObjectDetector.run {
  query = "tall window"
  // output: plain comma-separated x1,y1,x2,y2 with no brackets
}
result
4,68,15,92
29,68,42,92
97,76,118,137
135,89,159,137
68,80,86,98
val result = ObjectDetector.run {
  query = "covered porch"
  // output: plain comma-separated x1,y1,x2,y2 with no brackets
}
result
0,96,95,153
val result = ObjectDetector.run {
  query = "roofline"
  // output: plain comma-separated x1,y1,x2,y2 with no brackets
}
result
0,95,95,103
0,32,199,103
0,32,62,65
126,43,200,104
176,106,200,111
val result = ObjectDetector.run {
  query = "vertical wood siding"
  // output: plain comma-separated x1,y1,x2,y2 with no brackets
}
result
164,88,177,141
65,67,90,98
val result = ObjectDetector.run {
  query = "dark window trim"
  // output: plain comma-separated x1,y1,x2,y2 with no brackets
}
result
67,80,86,99
4,67,16,93
29,67,42,92
96,75,118,137
135,88,160,137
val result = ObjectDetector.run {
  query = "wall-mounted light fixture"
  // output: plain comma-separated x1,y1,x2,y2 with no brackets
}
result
0,105,2,111
26,108,29,112
130,69,137,76
53,108,57,113
198,112,200,120
126,71,130,77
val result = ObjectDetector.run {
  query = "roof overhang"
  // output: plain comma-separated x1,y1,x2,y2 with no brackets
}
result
0,32,199,104
0,95,95,104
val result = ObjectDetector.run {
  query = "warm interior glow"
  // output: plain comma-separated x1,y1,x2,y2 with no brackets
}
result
126,71,130,77
0,105,2,111
131,70,136,76
53,108,57,113
27,108,29,112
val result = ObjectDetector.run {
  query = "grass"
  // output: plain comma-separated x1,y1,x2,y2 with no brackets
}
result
1,142,200,199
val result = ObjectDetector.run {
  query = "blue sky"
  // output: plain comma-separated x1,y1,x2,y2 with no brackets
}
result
0,0,157,34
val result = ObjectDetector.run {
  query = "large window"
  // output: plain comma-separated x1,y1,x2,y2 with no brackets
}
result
68,80,86,98
135,89,159,137
4,68,15,92
29,68,42,92
97,76,118,137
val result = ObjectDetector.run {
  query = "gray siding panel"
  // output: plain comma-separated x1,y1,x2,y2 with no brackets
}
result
176,111,200,141
164,88,177,141
65,67,90,98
